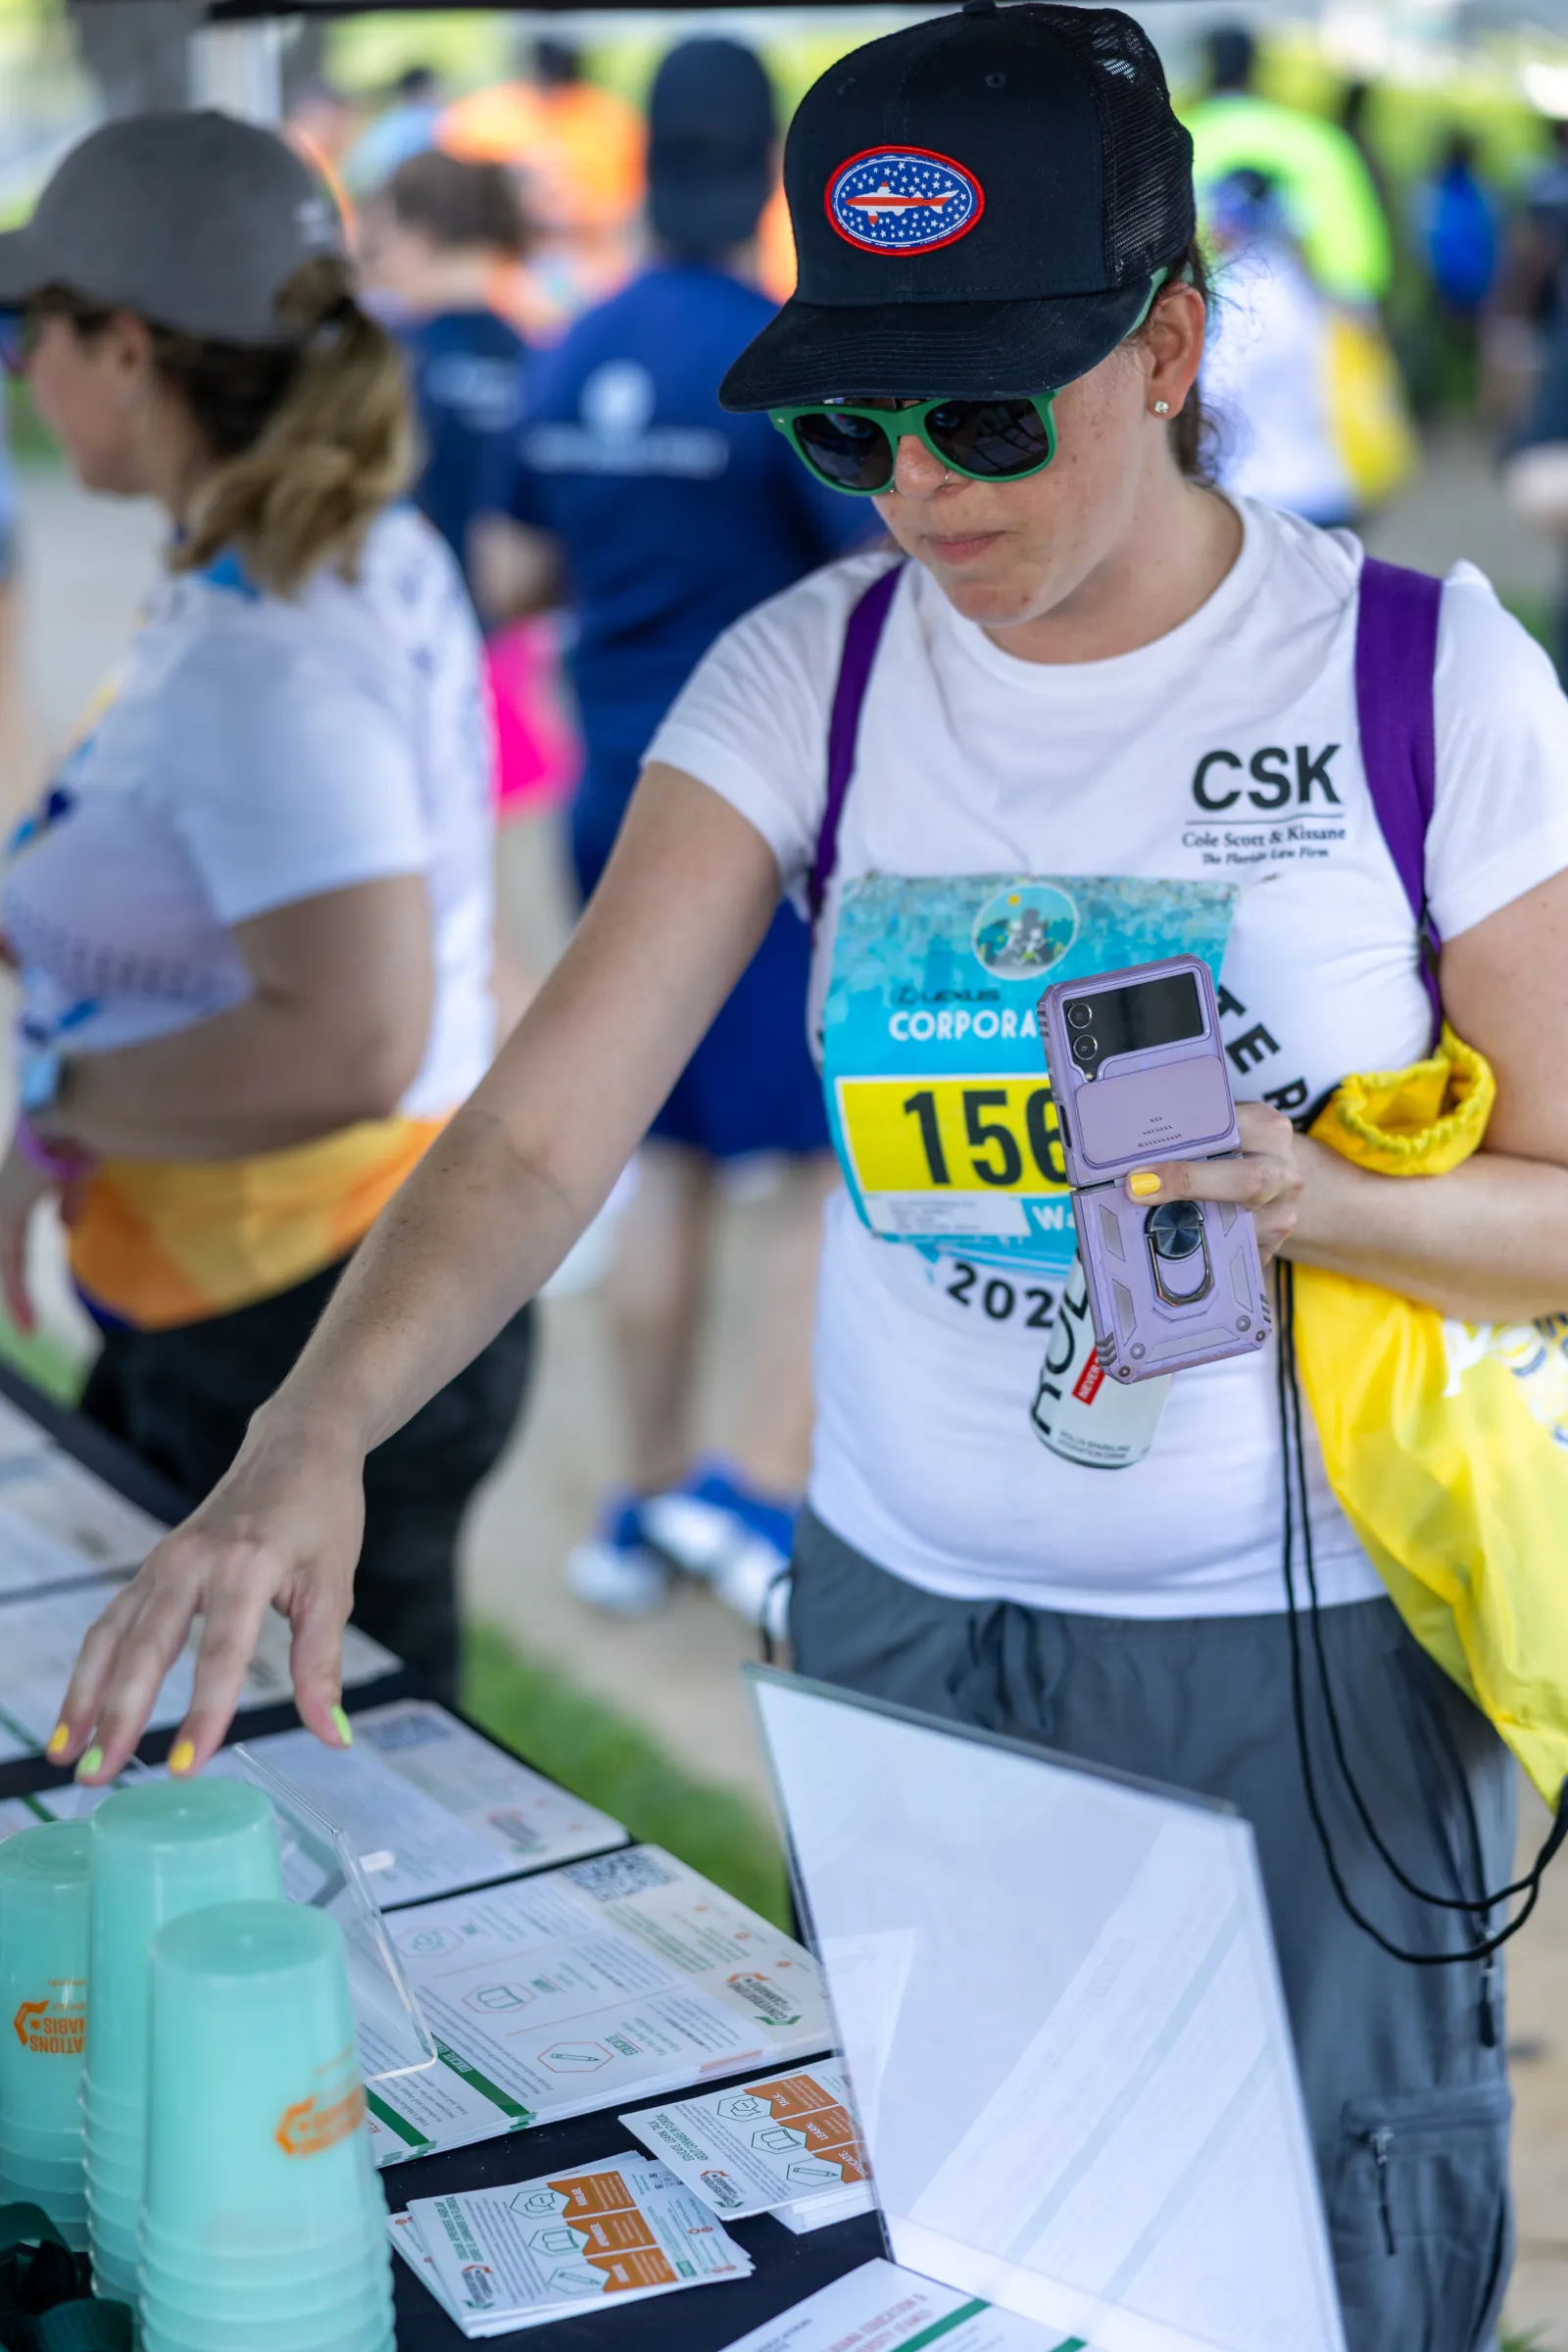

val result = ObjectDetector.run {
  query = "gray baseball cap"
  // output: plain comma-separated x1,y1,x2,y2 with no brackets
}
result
0,111,345,344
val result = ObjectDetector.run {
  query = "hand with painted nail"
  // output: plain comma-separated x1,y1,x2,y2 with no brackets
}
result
1122,1100,1303,1268
48,1407,366,1786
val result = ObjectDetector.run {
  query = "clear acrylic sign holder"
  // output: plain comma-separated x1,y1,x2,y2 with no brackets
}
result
228,1744,437,2086
746,1667,1347,2352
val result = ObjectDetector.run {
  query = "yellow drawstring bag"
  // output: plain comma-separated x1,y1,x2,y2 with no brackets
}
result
1324,306,1419,510
1293,1023,1568,1808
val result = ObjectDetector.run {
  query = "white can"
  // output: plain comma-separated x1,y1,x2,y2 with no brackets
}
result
1030,1254,1172,1468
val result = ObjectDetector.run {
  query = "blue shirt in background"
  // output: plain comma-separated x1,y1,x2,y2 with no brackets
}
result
396,308,529,591
507,263,872,776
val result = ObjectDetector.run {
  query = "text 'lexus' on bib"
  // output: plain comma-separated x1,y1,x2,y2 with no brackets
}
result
825,148,984,254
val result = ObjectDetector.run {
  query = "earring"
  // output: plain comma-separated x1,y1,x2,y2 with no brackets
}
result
942,469,957,485
1153,400,1171,416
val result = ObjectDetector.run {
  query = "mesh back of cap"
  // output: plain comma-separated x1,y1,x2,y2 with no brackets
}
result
1017,3,1196,285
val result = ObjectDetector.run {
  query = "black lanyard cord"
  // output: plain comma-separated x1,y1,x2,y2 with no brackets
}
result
1275,1258,1568,1967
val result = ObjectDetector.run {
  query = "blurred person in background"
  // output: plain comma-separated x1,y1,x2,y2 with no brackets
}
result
283,76,359,244
440,38,644,327
344,64,443,198
1200,170,1354,529
0,113,531,1706
476,37,873,1634
371,153,531,589
368,151,576,1015
1188,25,1392,310
1411,131,1497,416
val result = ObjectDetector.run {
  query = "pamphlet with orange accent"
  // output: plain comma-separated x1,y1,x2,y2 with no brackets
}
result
363,1847,831,2168
624,2063,875,2231
391,2152,752,2337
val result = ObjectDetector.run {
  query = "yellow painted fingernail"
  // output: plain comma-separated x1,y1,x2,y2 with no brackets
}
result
1127,1170,1162,1199
76,1747,104,1783
46,1722,70,1760
169,1739,195,1777
330,1706,353,1748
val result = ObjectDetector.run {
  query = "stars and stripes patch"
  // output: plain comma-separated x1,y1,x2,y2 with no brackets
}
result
825,147,985,255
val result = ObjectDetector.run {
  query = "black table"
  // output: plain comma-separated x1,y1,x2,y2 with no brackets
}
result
0,1363,884,2349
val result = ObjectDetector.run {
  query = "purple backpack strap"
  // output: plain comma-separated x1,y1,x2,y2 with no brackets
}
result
808,563,905,922
1354,555,1445,1044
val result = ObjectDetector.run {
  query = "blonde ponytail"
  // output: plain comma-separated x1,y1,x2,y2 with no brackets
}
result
161,256,414,598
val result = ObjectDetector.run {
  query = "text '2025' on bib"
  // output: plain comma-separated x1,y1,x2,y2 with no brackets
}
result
822,875,1239,1277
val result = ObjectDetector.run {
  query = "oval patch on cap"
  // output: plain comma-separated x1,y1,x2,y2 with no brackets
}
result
826,147,984,255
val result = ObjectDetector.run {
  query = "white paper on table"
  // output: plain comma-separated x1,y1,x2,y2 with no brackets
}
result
228,1700,625,1907
714,2257,1069,2352
749,1673,1347,2352
624,2063,867,2219
367,1846,830,2165
409,2150,752,2332
0,1450,167,1571
0,1581,400,1749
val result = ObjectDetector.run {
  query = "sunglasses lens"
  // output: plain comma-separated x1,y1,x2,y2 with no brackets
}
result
926,399,1053,479
791,410,895,493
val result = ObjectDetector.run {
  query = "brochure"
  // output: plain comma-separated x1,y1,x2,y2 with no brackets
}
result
715,2259,1073,2352
393,2152,752,2337
223,1700,627,1907
365,1846,830,2166
624,2063,873,2230
0,1447,167,1571
0,1578,398,1751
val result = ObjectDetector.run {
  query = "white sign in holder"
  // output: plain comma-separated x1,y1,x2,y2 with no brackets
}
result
747,1667,1348,2352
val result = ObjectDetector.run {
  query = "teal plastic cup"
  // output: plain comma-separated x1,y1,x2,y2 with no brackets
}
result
0,1824,90,2193
143,1901,389,2326
141,2268,393,2340
83,1777,282,2290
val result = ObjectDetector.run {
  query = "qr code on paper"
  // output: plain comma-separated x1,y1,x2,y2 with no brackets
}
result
565,1849,678,1902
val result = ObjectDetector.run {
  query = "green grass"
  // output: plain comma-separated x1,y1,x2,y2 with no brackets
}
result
462,1618,789,1928
0,1309,86,1406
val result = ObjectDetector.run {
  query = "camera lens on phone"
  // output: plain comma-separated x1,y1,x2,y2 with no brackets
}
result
1072,1034,1097,1062
1066,1002,1094,1029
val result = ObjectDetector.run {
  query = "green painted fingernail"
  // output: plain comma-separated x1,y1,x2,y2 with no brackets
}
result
330,1706,353,1748
76,1747,104,1782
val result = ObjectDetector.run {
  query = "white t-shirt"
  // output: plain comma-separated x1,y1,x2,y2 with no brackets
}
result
650,500,1568,1618
4,505,495,1115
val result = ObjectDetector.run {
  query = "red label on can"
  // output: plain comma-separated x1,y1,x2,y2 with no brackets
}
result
1072,1356,1104,1406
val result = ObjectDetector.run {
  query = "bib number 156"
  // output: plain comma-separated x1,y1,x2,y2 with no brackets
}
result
835,1075,1068,1197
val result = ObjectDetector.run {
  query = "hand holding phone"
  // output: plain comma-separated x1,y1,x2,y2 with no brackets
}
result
1038,956,1272,1383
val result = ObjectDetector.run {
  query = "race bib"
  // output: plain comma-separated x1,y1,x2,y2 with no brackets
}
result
822,874,1239,1275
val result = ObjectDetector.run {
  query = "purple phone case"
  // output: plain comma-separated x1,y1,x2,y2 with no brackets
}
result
1039,956,1272,1384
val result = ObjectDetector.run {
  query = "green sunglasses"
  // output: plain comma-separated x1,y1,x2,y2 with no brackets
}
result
770,392,1059,496
771,268,1172,496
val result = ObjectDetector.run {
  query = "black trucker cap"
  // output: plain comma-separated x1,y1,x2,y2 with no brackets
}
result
0,112,344,344
649,38,777,257
720,0,1194,411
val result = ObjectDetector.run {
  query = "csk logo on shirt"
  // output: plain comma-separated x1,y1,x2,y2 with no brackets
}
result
826,148,985,254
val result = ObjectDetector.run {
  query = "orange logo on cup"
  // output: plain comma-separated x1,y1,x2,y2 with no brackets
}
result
274,2083,366,2158
13,1998,84,2056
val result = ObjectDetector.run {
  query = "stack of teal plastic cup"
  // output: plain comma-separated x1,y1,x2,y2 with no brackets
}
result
141,1900,392,2352
0,1821,91,2247
83,1781,283,2305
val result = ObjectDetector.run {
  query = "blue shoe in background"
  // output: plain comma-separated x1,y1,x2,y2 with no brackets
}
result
643,1460,795,1642
565,1494,672,1618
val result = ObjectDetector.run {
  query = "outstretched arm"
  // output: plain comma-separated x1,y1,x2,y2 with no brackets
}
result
53,765,782,1782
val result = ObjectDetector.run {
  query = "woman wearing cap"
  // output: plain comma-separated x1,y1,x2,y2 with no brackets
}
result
51,17,1568,2338
0,112,531,1703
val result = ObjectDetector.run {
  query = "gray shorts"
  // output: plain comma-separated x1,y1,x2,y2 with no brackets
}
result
791,1507,1517,2352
